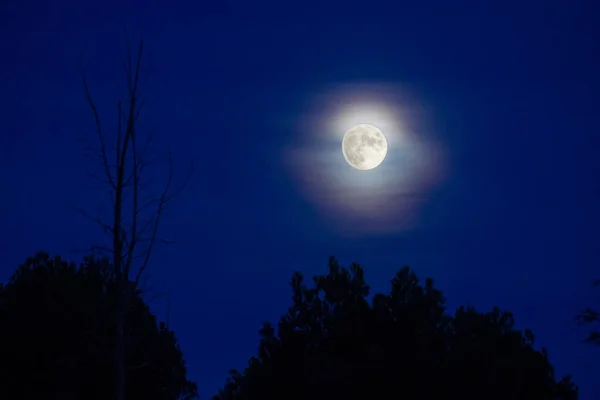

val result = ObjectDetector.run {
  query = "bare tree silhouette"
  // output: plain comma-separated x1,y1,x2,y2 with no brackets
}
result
77,38,192,400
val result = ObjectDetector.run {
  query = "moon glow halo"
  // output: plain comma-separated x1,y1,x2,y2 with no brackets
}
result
284,83,446,235
342,123,388,171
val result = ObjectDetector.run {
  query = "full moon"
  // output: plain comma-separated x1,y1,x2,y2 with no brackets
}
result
342,123,388,170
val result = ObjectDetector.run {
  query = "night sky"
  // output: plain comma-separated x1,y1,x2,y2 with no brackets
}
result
2,0,600,398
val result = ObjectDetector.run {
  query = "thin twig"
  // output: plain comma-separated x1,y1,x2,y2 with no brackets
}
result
81,69,116,191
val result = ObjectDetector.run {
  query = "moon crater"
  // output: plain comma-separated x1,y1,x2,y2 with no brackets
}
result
342,123,388,170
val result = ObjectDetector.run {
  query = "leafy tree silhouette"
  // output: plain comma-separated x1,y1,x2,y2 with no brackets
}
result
576,280,600,345
0,252,197,400
214,256,578,400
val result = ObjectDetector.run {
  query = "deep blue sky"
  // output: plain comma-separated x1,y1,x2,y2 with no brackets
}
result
2,0,600,398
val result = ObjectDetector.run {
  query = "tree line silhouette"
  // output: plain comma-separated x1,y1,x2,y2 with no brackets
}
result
0,252,582,399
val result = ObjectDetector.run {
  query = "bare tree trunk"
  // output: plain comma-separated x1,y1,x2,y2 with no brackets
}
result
115,296,126,400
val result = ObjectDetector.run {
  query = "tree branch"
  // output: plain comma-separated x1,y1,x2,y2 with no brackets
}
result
69,203,114,235
81,68,116,191
134,152,193,287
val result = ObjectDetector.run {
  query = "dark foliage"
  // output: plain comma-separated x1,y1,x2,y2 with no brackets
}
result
214,257,578,400
576,280,600,346
0,252,197,400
